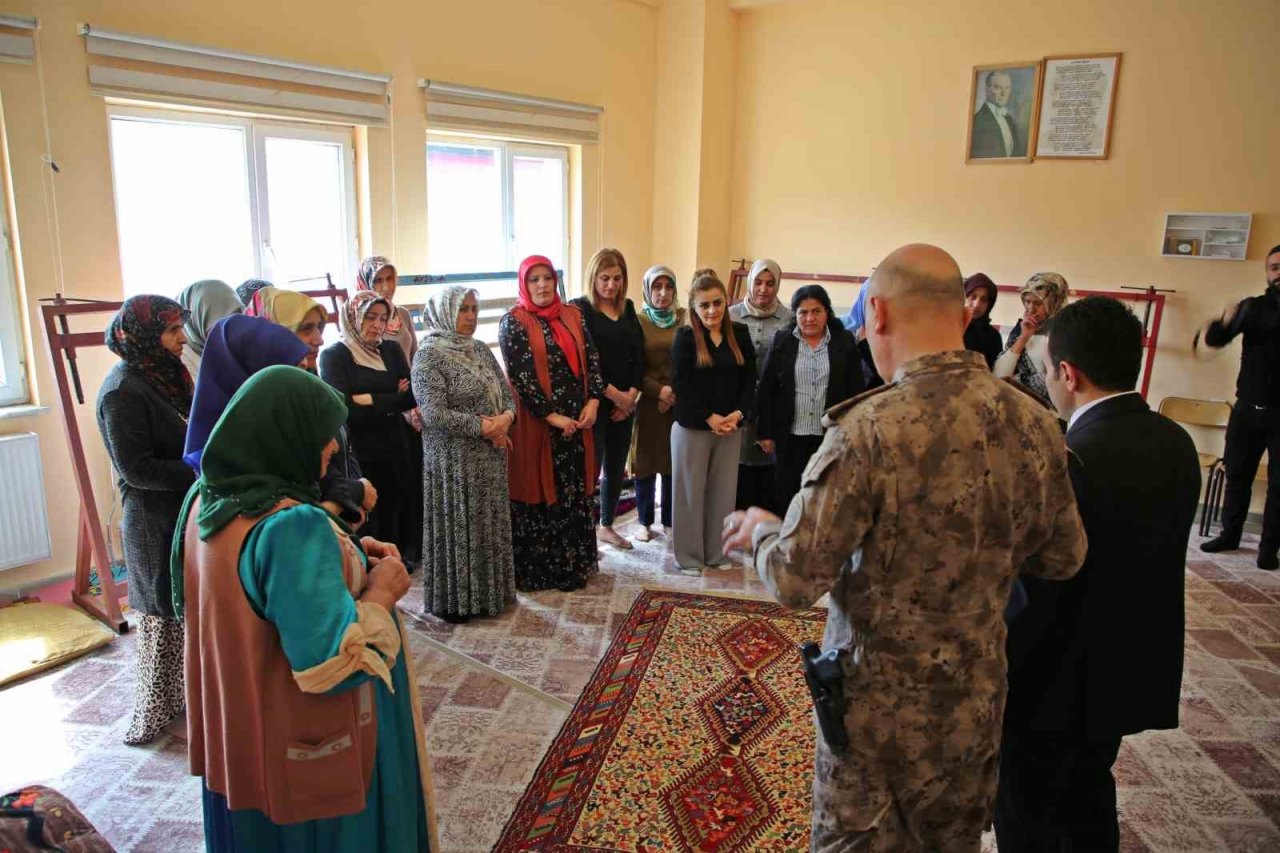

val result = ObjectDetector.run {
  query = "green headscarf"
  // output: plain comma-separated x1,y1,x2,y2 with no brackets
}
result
170,365,349,617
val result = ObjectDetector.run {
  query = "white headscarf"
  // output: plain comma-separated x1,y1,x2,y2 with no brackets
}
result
742,258,783,318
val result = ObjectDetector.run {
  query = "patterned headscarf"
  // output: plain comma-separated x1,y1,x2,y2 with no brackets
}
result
177,280,242,357
340,290,391,371
641,265,680,329
105,295,193,415
742,258,783,318
235,278,272,308
1020,272,1069,318
356,256,406,338
515,254,581,377
423,285,479,353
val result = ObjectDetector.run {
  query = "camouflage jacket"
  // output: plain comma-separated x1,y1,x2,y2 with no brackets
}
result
752,350,1086,689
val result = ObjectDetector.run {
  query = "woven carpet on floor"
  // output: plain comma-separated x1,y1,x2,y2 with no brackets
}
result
495,589,827,852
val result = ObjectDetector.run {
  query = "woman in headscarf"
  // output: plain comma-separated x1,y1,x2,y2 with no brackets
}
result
756,284,864,513
176,279,243,378
356,256,417,366
570,248,644,550
175,366,436,852
183,315,309,472
319,291,417,552
728,258,791,513
962,272,1003,369
252,286,375,529
95,295,196,744
412,286,516,623
842,284,884,389
994,272,1070,401
498,255,604,592
236,278,272,308
631,264,683,542
357,256,424,566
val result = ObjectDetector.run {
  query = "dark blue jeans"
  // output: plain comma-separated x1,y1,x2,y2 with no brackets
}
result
593,411,634,526
635,473,672,527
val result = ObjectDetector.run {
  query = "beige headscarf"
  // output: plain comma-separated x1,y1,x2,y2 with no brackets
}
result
340,291,392,371
1019,272,1069,320
743,258,783,318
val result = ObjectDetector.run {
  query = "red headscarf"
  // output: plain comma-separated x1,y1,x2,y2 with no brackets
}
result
517,255,581,377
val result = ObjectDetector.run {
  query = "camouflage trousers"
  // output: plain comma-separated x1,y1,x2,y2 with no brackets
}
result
808,683,1002,852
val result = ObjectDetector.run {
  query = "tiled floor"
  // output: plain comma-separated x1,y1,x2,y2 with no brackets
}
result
2,520,1279,851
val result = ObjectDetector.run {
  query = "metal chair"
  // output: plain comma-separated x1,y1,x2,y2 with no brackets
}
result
1158,396,1232,536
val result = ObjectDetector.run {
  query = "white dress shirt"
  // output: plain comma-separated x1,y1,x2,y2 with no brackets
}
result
985,101,1015,156
1067,391,1143,432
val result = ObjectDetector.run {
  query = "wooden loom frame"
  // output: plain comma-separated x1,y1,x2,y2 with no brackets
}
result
726,265,1169,400
39,282,348,633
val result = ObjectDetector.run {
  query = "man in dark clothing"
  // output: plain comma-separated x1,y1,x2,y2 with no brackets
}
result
996,296,1201,852
1200,244,1280,570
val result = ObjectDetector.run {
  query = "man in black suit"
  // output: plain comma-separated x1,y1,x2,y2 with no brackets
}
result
1199,244,1280,569
995,296,1201,851
970,70,1024,158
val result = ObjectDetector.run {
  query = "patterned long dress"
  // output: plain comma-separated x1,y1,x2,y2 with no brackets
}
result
498,312,604,592
412,337,517,618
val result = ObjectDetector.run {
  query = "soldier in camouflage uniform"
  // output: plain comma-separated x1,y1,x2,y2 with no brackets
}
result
724,244,1087,852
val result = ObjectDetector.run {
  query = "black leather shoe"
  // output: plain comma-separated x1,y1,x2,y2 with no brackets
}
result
1258,551,1279,571
1200,535,1241,553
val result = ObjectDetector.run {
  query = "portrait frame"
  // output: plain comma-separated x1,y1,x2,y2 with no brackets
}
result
965,60,1043,165
1033,52,1123,160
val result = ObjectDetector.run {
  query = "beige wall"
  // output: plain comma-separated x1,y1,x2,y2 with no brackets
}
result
0,0,658,588
730,0,1278,459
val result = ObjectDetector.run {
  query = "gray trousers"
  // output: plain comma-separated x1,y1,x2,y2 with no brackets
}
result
671,423,742,569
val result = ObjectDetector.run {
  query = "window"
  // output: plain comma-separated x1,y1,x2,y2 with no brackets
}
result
108,107,357,297
0,215,27,406
426,134,569,285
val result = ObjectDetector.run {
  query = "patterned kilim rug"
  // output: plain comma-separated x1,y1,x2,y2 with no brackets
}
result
495,589,827,851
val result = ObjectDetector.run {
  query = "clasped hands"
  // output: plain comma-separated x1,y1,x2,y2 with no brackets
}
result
359,537,410,609
604,385,640,422
480,411,515,450
706,410,743,436
546,398,600,437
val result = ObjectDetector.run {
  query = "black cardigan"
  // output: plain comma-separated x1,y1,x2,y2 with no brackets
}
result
964,318,1004,370
670,322,757,429
318,341,415,463
95,362,195,618
756,325,865,442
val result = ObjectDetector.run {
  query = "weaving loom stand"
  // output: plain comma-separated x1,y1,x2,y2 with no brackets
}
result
38,283,349,634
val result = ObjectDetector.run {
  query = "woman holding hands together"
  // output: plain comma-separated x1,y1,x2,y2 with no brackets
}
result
499,256,604,592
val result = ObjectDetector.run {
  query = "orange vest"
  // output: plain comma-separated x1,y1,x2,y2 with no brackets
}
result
183,499,378,824
507,305,596,504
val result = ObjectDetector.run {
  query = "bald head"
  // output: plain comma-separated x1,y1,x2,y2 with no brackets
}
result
867,244,965,315
864,244,969,380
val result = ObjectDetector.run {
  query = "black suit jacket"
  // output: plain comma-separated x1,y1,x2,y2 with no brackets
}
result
755,326,864,442
1005,393,1200,741
971,103,1024,158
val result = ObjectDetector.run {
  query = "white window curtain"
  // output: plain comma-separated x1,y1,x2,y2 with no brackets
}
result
80,25,390,126
419,80,601,143
0,15,36,65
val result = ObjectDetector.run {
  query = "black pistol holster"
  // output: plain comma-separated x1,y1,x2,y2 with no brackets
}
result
801,642,849,751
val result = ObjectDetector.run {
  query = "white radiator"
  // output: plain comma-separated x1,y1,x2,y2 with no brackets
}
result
0,432,52,571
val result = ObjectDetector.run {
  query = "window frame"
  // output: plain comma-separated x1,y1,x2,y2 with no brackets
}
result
106,104,358,294
426,132,571,283
0,212,27,406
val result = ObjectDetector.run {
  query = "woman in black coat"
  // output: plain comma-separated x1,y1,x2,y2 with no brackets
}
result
756,285,865,513
318,290,417,554
963,272,1003,369
96,295,197,745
